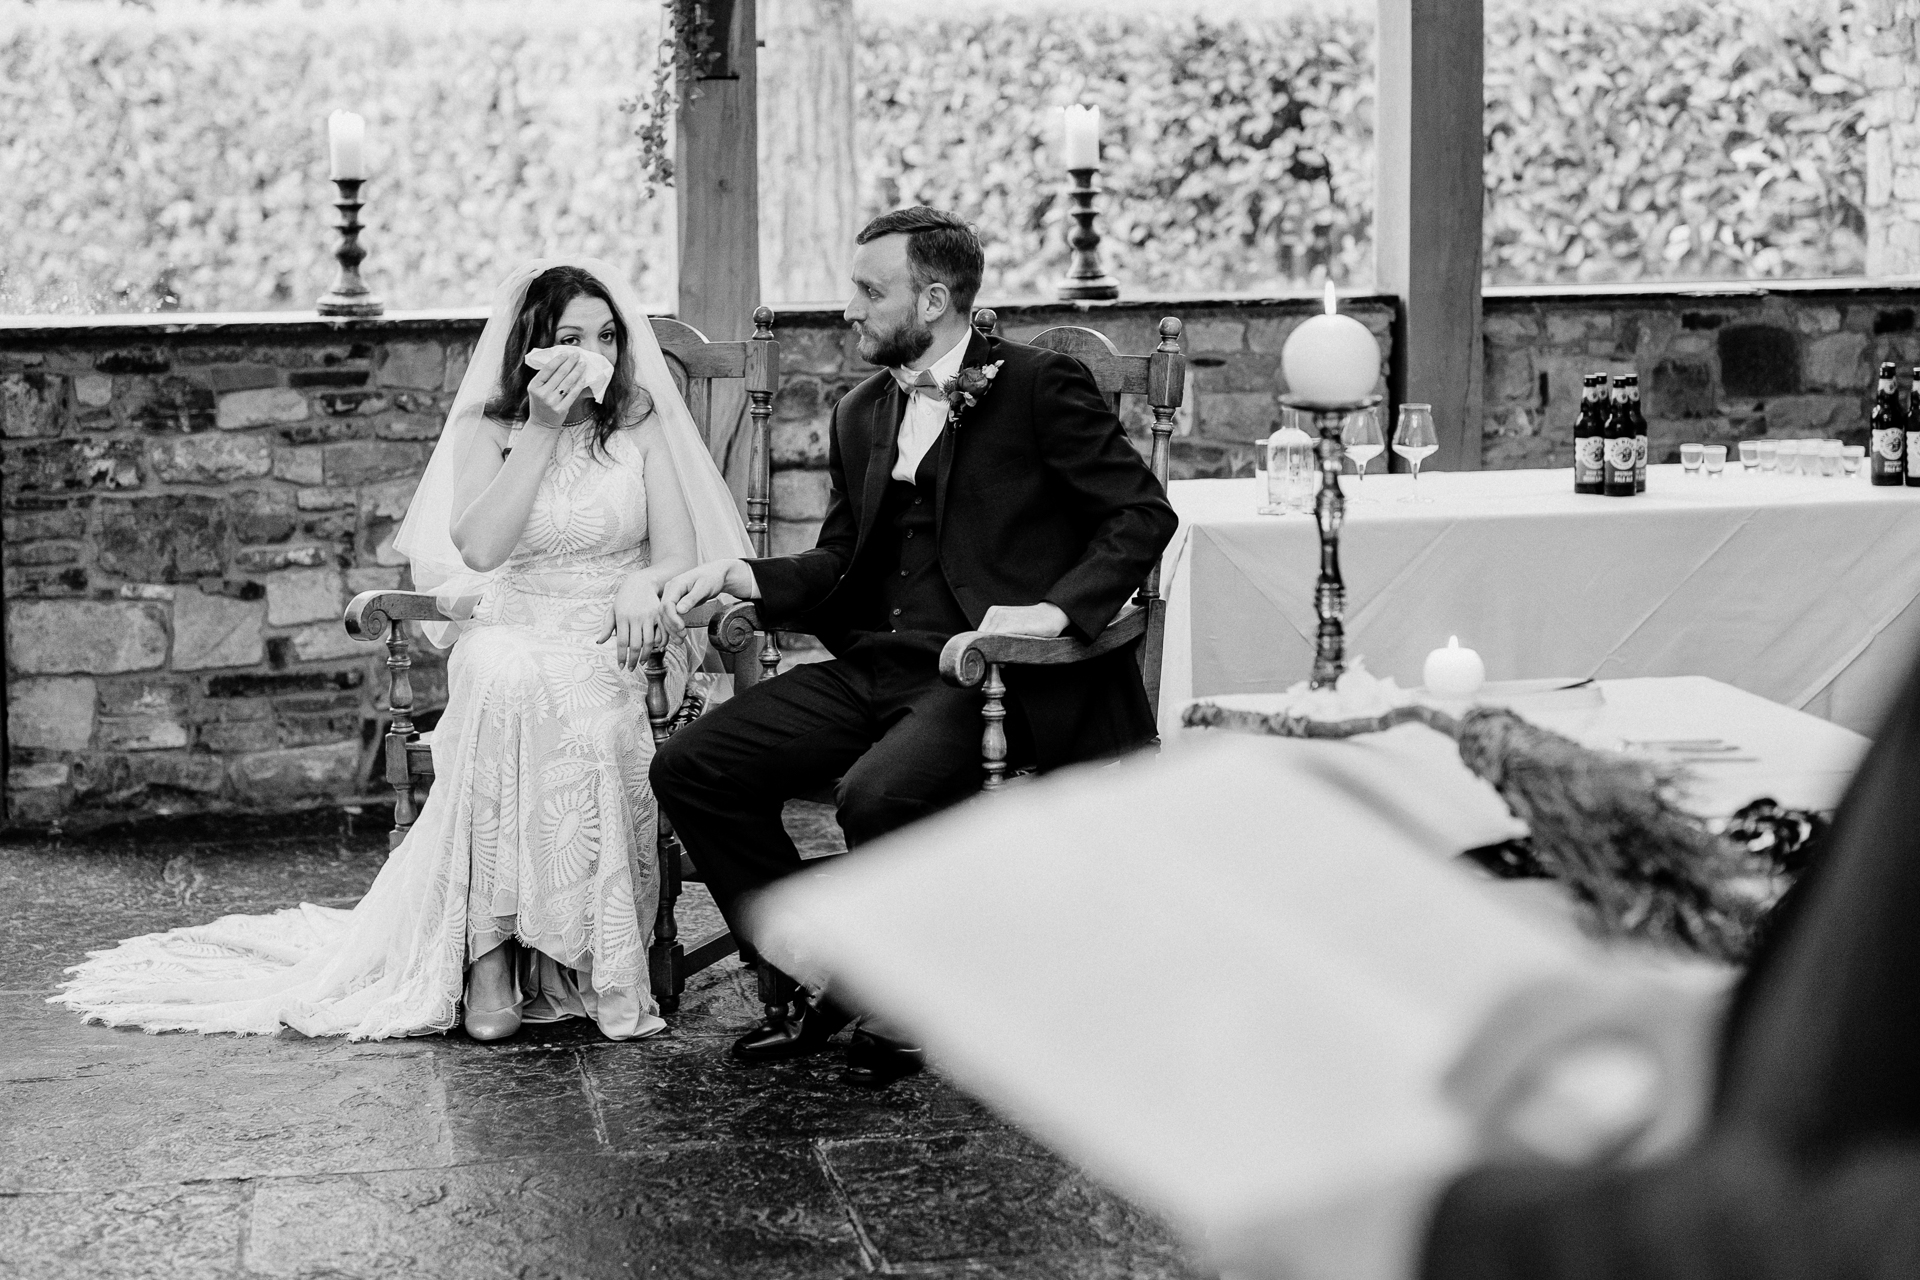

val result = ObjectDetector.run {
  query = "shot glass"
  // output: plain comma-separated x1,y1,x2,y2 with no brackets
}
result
1704,444,1727,477
1681,442,1704,475
1820,439,1842,477
1843,444,1866,476
1757,440,1779,472
1801,439,1825,475
1739,440,1759,471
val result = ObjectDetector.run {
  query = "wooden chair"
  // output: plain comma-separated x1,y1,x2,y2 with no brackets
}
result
937,310,1183,782
341,308,780,1016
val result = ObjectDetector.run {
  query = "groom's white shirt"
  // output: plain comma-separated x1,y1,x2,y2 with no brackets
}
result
890,331,970,483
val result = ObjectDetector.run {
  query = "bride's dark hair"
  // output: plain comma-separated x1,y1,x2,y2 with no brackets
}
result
484,265,653,452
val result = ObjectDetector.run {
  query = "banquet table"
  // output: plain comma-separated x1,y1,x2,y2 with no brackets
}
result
1161,464,1920,736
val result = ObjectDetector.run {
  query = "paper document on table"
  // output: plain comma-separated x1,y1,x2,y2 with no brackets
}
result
749,734,1701,1249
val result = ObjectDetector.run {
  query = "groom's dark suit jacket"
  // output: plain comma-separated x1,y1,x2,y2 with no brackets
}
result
746,329,1178,770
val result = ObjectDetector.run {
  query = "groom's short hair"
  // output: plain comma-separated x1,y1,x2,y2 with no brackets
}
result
857,207,984,315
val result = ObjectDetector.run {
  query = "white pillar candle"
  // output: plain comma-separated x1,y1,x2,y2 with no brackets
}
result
328,110,367,181
1280,282,1382,406
1063,104,1100,170
1423,636,1486,699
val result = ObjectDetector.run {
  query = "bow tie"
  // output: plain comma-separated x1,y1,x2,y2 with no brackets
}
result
893,367,948,401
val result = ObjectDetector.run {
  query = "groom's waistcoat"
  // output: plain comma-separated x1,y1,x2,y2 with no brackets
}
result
746,332,1179,769
864,445,971,638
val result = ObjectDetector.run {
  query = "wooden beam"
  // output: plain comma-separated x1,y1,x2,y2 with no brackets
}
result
1375,0,1484,470
758,0,858,304
676,0,762,511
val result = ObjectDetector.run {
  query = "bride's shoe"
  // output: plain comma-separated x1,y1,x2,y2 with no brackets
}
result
462,945,525,1042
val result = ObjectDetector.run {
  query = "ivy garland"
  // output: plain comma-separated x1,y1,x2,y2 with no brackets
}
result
621,0,721,192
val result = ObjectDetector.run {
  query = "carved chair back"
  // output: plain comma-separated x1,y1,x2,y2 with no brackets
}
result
965,308,1183,720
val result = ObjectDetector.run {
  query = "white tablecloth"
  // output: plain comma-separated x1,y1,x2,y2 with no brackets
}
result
1161,465,1920,736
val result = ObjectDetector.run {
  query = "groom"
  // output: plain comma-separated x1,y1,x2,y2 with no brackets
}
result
653,207,1177,1086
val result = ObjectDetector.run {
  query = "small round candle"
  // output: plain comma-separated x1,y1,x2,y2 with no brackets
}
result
1281,282,1381,406
1423,635,1486,699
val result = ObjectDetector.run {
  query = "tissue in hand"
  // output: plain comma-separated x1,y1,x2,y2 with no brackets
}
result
524,347,616,403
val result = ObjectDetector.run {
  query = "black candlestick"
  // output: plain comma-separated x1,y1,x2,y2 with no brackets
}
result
317,178,383,317
1057,168,1120,301
1281,393,1381,688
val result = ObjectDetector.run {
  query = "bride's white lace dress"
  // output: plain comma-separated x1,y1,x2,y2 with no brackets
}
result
56,422,683,1041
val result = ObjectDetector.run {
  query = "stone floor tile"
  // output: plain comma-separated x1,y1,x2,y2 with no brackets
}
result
1,996,453,1192
435,1047,603,1162
242,1147,864,1279
0,1182,248,1280
587,1033,995,1149
820,1129,1198,1274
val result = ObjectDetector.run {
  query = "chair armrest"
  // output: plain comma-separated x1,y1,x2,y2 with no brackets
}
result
940,605,1149,688
344,590,453,641
707,599,763,653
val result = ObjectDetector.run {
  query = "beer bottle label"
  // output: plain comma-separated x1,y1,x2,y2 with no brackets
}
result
1908,433,1920,476
1633,435,1648,466
1605,437,1636,472
1574,436,1603,478
1874,427,1905,461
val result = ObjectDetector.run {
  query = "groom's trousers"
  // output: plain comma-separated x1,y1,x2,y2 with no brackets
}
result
650,633,1029,944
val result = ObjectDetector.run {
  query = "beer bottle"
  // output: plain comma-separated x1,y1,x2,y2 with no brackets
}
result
1871,361,1907,487
1573,373,1606,494
1907,366,1920,487
1626,374,1648,493
1604,376,1636,497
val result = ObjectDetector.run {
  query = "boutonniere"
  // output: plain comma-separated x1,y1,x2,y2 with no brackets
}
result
943,360,1005,429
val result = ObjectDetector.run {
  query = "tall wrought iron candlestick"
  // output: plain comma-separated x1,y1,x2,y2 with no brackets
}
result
317,178,383,316
1282,393,1381,688
1057,168,1120,301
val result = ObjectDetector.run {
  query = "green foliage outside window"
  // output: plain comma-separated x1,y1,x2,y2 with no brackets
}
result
0,0,1872,314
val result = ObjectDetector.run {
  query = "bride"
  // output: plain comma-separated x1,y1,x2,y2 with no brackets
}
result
54,257,753,1043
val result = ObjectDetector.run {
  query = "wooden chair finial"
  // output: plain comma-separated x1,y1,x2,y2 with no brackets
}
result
752,305,775,338
972,307,998,336
1158,316,1184,348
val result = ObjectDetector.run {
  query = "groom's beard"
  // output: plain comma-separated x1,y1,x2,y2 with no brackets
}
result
861,314,935,370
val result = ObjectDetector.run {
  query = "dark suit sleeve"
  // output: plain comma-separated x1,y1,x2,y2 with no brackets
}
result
1422,1139,1920,1280
1030,351,1179,640
743,400,859,626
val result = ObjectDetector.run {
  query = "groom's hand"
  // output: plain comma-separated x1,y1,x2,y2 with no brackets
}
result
977,603,1069,638
660,559,761,638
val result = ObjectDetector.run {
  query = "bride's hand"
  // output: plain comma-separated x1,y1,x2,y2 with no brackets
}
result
598,574,668,672
527,349,592,430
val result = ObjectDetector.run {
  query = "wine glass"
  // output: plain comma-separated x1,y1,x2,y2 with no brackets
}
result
1341,405,1384,499
1392,403,1439,502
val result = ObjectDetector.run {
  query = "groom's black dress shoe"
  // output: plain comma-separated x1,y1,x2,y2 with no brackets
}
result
730,996,854,1064
839,1029,925,1090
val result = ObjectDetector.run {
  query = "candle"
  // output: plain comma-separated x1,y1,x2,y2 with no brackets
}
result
1280,282,1382,406
1063,104,1100,170
328,110,366,181
1423,636,1486,699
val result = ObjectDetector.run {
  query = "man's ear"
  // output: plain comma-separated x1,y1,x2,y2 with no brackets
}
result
921,281,952,324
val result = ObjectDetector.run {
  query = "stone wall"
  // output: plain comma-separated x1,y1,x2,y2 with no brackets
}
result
8,280,1916,828
0,312,483,827
1481,282,1920,470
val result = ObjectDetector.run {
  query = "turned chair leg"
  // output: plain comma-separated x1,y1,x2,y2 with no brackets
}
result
754,959,797,1028
650,816,687,1016
980,661,1009,791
